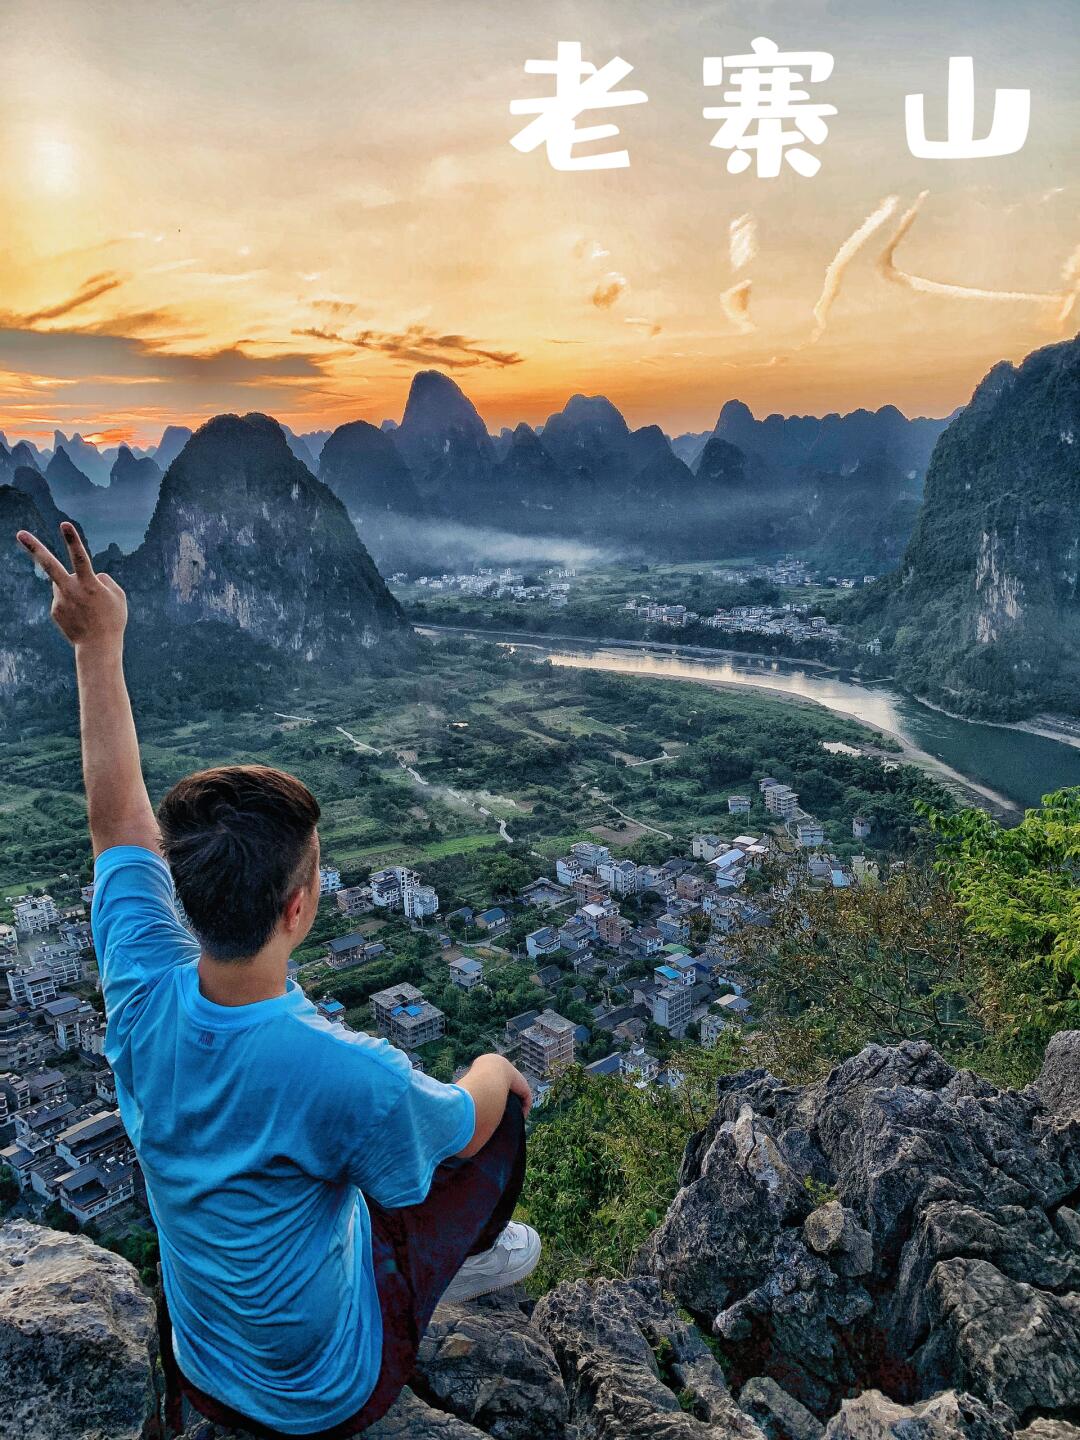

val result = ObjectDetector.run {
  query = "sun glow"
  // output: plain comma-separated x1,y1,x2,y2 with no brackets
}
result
31,133,77,195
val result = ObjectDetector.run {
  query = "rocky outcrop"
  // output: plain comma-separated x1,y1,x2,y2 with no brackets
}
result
2,1037,1077,1440
822,1391,1012,1440
412,1289,567,1439
636,1036,1080,1427
533,1274,767,1439
0,1220,158,1440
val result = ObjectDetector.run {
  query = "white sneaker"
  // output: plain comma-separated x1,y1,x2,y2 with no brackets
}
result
440,1221,542,1303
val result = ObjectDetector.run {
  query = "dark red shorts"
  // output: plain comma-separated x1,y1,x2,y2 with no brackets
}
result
162,1094,526,1437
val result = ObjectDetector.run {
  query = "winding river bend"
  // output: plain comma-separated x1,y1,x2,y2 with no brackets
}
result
419,626,1080,816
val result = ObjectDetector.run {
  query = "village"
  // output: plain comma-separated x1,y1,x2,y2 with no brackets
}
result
0,773,884,1237
396,558,875,649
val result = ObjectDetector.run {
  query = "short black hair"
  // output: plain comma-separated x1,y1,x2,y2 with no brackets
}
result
158,765,321,960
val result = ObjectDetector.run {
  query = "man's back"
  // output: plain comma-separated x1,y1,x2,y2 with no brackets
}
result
14,518,535,1435
93,845,474,1433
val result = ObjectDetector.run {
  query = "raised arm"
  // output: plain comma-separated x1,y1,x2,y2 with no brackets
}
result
16,523,159,857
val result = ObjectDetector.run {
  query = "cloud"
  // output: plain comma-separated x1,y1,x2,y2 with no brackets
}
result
720,280,754,334
372,513,615,571
185,268,268,285
591,272,627,309
0,327,325,384
624,316,662,337
729,214,757,271
68,307,199,342
878,191,1064,308
3,272,125,327
572,238,610,261
810,195,900,341
311,298,358,319
1058,244,1080,328
81,426,136,446
295,323,522,369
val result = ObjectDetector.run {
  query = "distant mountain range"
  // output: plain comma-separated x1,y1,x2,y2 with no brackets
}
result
0,414,413,713
1,386,951,570
316,374,948,571
852,333,1080,720
5,337,1079,720
0,423,331,554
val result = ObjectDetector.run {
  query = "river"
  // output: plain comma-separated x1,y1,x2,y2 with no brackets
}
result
419,626,1080,815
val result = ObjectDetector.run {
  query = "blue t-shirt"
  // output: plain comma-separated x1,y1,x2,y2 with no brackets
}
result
91,845,475,1434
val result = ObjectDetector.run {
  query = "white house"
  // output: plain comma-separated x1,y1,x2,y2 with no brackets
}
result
598,858,640,896
6,967,57,1009
402,878,439,921
13,896,58,936
764,786,799,819
569,841,610,874
700,1012,729,1048
555,856,584,887
526,927,561,960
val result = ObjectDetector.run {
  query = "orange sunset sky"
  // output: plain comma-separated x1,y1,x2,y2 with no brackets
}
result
0,0,1076,448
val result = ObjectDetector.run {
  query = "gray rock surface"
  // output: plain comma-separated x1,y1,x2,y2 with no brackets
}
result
413,1289,567,1439
1015,1423,1080,1440
637,1038,1080,1426
0,1218,158,1440
176,1387,493,1440
822,1390,1010,1440
803,1203,873,1278
739,1376,824,1440
533,1274,767,1439
4,1036,1079,1440
1030,1027,1080,1123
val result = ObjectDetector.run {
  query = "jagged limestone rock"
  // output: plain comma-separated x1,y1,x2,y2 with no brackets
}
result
175,1387,494,1440
637,1038,1080,1426
533,1274,766,1439
739,1377,824,1440
823,1390,1009,1440
918,1257,1080,1419
365,1387,493,1438
413,1289,568,1439
1015,1423,1080,1440
802,1203,873,1278
0,1219,157,1440
7,1038,1080,1440
1031,1029,1080,1123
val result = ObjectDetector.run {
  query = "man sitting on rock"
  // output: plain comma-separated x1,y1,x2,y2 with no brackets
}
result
15,521,540,1437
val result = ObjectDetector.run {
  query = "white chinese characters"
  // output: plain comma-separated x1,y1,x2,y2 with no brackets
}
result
905,56,1030,159
703,36,836,178
510,41,1032,174
509,42,648,171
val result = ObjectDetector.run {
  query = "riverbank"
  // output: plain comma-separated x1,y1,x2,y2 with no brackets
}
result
909,693,1080,754
419,624,1080,755
541,646,1019,820
418,623,1080,816
416,622,840,671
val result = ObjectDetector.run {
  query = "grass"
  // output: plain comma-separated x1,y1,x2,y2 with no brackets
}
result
0,636,946,908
